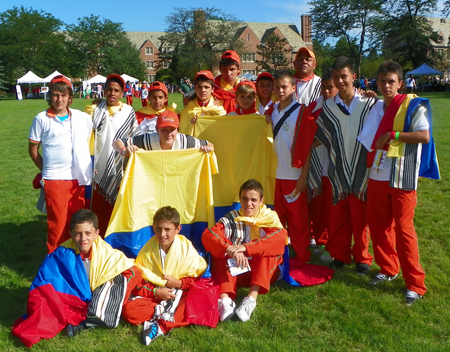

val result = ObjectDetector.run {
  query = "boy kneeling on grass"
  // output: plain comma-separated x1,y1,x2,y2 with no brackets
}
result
121,206,208,345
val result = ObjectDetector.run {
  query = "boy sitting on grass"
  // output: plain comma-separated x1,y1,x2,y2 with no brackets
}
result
121,206,207,345
227,81,258,116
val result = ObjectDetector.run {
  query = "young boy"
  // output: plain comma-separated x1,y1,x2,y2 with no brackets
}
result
28,75,92,253
293,47,322,106
125,80,133,105
202,179,287,322
358,61,439,305
135,81,177,133
256,72,275,115
270,70,317,263
213,50,241,113
140,81,149,107
314,57,375,273
12,209,137,347
122,206,207,345
227,81,258,116
179,70,226,134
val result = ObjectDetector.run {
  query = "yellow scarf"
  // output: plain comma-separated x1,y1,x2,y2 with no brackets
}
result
234,205,283,240
137,103,177,117
220,77,240,91
61,236,134,291
387,94,417,158
135,235,207,287
179,97,226,135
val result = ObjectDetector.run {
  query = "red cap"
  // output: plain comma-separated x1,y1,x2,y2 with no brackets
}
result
195,70,214,82
156,110,179,129
149,81,168,96
256,72,274,83
220,50,240,66
106,74,125,90
49,75,71,87
32,173,43,189
295,47,316,60
236,80,256,92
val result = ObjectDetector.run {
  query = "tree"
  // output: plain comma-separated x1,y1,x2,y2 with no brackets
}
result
0,6,67,83
0,61,7,92
158,7,244,80
309,0,385,76
255,33,292,74
65,15,146,79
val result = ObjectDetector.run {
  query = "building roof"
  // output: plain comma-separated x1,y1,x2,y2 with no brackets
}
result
427,17,450,46
126,31,166,50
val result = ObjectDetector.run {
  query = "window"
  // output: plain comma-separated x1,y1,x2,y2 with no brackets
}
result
147,75,156,82
146,61,154,69
247,33,250,42
242,70,256,75
163,61,170,69
441,18,446,23
145,47,154,55
242,53,256,62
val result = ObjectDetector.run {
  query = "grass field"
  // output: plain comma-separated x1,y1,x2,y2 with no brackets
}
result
0,93,449,351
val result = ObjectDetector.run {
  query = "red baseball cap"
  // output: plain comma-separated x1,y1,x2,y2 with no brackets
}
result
106,74,125,90
221,50,240,66
149,81,168,96
256,72,274,83
195,70,214,82
295,47,316,60
156,110,179,129
49,75,71,87
236,80,256,92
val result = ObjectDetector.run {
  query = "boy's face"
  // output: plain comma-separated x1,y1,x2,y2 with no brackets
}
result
157,126,178,149
153,219,181,252
149,90,168,110
195,81,213,102
377,72,402,101
50,90,71,115
71,221,99,255
332,68,356,94
256,79,274,100
239,189,264,217
237,93,256,110
294,53,316,78
274,78,295,103
105,81,124,106
220,64,240,86
321,79,339,100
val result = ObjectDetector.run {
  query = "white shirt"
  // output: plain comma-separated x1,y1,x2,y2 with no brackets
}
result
334,89,362,115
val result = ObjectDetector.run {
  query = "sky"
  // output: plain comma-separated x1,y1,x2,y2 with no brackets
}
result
0,0,312,32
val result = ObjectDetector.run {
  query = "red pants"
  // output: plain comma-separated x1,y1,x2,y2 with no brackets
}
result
367,179,426,295
44,180,85,253
91,187,114,238
141,98,148,107
126,95,133,105
211,255,281,300
122,293,189,333
308,176,332,246
274,179,310,262
327,194,372,265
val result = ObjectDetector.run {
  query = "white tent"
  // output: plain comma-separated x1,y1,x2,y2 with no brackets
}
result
16,71,44,84
121,74,139,83
43,71,71,83
83,74,107,91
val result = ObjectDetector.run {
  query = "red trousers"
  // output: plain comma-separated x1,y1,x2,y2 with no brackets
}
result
91,188,114,238
367,179,426,295
308,176,332,246
126,95,133,105
327,194,372,265
274,179,310,262
211,256,281,300
141,98,148,107
122,293,189,333
44,180,85,253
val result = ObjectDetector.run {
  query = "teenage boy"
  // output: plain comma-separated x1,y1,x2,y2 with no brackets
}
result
179,70,226,134
227,81,258,116
12,209,137,347
122,206,207,345
213,50,241,113
270,70,317,263
28,75,92,253
293,47,322,106
256,72,275,115
202,179,287,322
358,61,439,305
89,74,140,234
135,81,177,133
314,57,375,273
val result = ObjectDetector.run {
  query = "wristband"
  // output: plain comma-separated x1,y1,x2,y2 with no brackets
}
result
152,288,157,297
120,147,127,155
395,132,400,140
390,131,396,140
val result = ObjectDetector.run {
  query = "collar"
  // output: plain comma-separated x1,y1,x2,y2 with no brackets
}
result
46,107,71,119
197,99,209,107
80,248,93,261
295,73,315,82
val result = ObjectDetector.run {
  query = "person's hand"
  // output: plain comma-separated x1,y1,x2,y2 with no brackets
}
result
163,275,182,289
295,176,307,194
265,114,272,124
123,145,139,156
190,113,199,124
375,132,392,150
233,252,249,269
363,90,378,98
200,145,213,153
226,244,246,258
155,287,176,300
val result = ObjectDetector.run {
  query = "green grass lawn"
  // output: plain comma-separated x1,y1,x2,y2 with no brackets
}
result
0,93,449,351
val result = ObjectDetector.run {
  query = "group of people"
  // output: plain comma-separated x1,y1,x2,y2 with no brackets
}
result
15,45,439,347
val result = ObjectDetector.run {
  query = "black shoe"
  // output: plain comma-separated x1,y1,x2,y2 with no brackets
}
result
355,263,371,275
66,322,87,338
330,260,345,269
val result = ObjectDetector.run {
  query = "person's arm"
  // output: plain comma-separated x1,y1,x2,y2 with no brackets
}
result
295,149,312,194
28,142,43,171
201,222,232,258
374,130,429,150
112,138,139,157
245,227,287,258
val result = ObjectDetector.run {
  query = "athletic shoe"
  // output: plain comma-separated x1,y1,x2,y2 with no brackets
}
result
405,289,423,307
66,322,87,338
368,272,398,286
235,296,257,322
141,321,163,346
218,297,236,322
329,259,345,269
355,263,371,275
308,238,317,249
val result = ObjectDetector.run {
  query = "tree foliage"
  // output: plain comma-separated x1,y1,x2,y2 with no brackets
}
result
65,15,146,79
0,6,67,83
158,7,244,80
255,33,292,74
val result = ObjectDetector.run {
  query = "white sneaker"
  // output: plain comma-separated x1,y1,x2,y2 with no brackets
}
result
309,238,317,249
218,297,236,322
235,296,257,322
141,321,163,346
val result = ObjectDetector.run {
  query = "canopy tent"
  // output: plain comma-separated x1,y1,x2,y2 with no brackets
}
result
121,74,139,83
406,64,443,77
83,74,107,90
43,71,71,83
16,71,44,84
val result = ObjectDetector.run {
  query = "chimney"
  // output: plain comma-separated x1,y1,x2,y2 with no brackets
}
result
301,15,312,45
